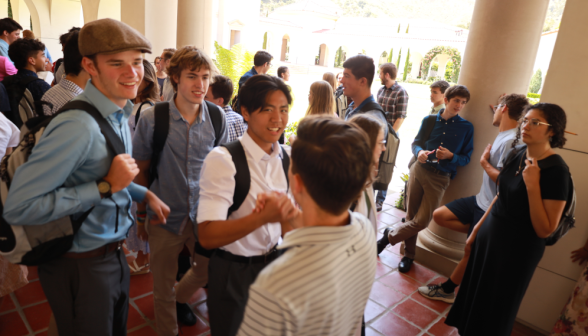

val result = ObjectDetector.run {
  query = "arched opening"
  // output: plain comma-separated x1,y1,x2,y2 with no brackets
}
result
280,34,290,62
333,46,348,68
317,43,329,66
379,51,388,66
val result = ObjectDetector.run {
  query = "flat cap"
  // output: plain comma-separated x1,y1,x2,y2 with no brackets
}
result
79,18,152,56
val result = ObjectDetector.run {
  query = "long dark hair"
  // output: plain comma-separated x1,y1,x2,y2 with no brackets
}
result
136,59,160,103
512,103,567,148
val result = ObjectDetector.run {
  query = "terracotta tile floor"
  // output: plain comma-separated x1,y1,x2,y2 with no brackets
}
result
0,193,546,336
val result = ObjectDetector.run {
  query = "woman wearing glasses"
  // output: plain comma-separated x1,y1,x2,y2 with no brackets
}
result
446,103,571,336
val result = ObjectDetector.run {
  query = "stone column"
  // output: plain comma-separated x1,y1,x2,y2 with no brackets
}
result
415,0,550,276
121,0,178,59
516,0,588,332
177,0,215,56
410,54,422,78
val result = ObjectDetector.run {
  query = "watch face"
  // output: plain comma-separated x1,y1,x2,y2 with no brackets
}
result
98,181,111,194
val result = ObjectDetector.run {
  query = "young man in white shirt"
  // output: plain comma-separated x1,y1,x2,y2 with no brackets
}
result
197,74,296,336
429,80,450,114
237,116,377,336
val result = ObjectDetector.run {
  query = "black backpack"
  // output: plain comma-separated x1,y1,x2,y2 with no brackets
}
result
500,145,576,246
2,75,52,129
194,140,290,258
0,101,126,265
133,100,154,131
148,100,225,185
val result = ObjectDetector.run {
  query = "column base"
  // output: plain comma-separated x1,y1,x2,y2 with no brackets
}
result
400,231,462,278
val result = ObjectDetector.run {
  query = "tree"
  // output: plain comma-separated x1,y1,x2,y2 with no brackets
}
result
396,48,401,68
334,46,345,68
8,0,12,19
214,41,255,101
387,48,393,63
406,24,410,33
529,69,543,94
262,32,268,50
403,48,410,81
397,23,401,33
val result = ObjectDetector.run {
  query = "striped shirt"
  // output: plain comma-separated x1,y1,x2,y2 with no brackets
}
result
237,212,377,336
223,105,247,142
41,78,84,115
377,82,409,124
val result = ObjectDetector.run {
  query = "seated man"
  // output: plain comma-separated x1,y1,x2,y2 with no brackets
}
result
418,93,528,303
238,116,377,336
7,37,51,101
376,85,474,273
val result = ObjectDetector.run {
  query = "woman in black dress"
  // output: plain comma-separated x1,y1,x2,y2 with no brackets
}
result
445,103,571,335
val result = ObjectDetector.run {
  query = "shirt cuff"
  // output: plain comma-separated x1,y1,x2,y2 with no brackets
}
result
413,146,423,157
128,182,148,203
450,153,459,164
75,181,102,209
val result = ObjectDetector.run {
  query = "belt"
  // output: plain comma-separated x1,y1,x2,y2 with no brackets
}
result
62,241,123,259
420,162,451,177
214,246,281,264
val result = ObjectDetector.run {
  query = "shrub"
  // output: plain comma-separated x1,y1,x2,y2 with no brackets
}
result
527,92,541,99
529,69,542,93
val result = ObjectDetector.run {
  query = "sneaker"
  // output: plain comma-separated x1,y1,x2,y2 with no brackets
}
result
376,228,390,255
376,201,383,212
418,284,455,304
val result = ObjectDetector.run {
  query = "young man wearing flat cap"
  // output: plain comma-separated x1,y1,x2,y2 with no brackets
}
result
3,18,170,336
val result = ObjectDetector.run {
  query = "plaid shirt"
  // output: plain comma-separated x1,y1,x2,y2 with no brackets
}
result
377,82,409,124
223,105,247,142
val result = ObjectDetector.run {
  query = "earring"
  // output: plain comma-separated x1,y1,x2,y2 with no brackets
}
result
549,136,552,142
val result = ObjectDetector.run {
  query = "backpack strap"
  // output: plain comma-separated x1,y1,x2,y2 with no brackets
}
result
134,101,154,130
205,101,223,146
57,101,126,155
221,141,290,218
222,140,250,217
149,101,170,185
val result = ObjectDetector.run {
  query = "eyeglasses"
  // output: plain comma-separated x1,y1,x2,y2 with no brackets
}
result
493,104,502,111
521,118,551,128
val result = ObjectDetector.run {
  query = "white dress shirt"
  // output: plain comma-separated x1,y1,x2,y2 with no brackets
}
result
0,113,19,157
197,132,289,256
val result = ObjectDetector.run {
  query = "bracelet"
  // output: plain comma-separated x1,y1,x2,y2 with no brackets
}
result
136,213,147,218
136,211,147,215
136,217,146,223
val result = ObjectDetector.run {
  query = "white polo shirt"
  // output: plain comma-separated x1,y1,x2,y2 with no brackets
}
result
197,132,288,257
237,212,377,336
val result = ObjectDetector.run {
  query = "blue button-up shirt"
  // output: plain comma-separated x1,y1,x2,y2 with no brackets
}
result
412,111,474,179
133,99,228,235
3,80,148,252
0,39,10,62
239,67,258,87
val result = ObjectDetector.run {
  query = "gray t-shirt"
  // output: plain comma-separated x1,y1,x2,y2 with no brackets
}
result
475,128,517,210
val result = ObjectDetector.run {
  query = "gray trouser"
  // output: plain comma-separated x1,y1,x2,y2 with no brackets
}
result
388,162,450,259
39,247,130,336
207,251,273,336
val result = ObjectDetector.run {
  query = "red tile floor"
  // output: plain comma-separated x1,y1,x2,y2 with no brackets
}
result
0,193,546,336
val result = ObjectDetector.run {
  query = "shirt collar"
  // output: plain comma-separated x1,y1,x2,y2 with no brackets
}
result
59,78,84,95
278,212,358,249
223,105,234,114
432,104,445,113
0,39,7,48
240,131,281,164
383,82,399,91
349,94,376,111
168,98,207,124
250,67,258,75
17,69,38,78
437,109,459,122
82,79,133,118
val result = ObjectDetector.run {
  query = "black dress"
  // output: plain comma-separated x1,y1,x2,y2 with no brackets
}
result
445,151,570,335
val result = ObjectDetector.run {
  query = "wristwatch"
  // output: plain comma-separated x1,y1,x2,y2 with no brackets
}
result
97,179,112,199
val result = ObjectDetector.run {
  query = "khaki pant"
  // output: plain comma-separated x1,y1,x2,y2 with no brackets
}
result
147,220,209,336
388,162,450,259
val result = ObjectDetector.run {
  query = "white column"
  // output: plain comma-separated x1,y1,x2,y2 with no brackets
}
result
177,0,215,56
516,0,588,332
121,0,177,59
410,54,422,78
415,0,550,276
435,54,451,80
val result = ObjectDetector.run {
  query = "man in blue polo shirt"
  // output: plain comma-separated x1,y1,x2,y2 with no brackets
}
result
3,19,170,336
377,85,474,273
